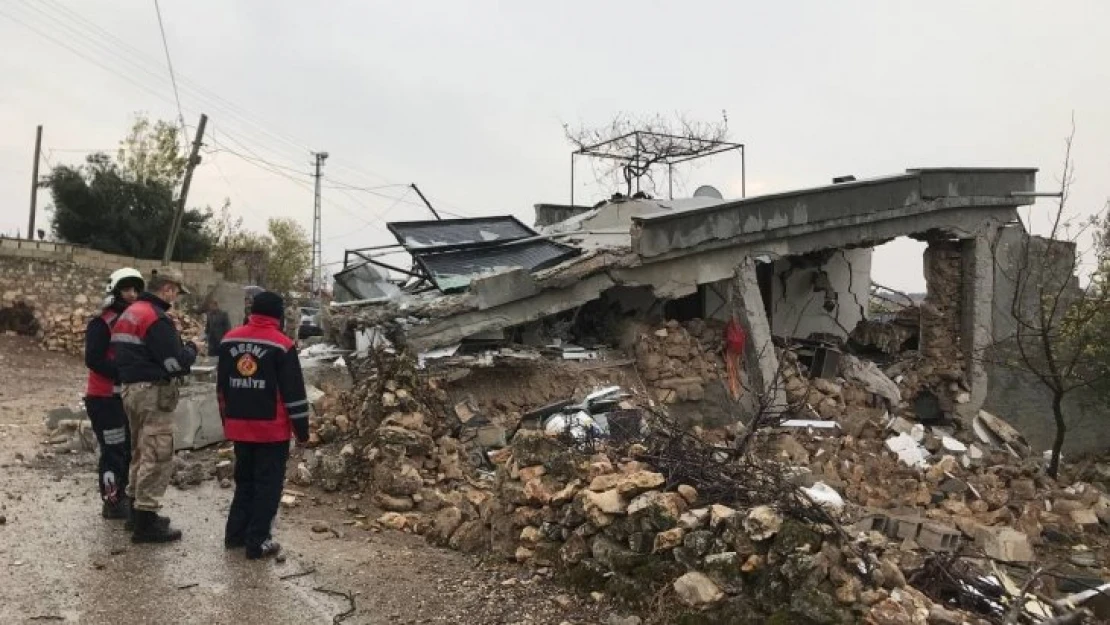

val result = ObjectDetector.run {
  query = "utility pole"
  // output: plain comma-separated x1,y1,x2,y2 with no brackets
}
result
27,125,43,240
311,151,329,294
162,113,207,264
410,183,441,220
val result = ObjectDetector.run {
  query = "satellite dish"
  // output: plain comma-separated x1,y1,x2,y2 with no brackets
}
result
693,185,723,199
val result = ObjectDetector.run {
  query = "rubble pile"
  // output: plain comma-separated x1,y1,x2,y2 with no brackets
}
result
36,305,205,356
849,306,920,356
633,319,725,405
301,319,1108,622
304,351,489,521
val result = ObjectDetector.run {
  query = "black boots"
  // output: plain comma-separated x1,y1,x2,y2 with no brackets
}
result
246,539,281,560
131,510,183,543
102,495,130,520
123,501,170,532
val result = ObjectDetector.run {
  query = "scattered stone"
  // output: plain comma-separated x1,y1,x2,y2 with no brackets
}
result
744,505,783,541
709,504,738,528
376,512,407,531
374,493,415,512
588,470,665,497
219,478,232,489
294,463,313,486
311,522,330,534
517,465,547,482
676,484,698,505
653,528,685,553
940,436,967,454
673,571,724,606
215,460,233,481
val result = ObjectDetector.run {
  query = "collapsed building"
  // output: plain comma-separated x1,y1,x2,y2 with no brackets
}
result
330,167,1101,449
309,168,1110,623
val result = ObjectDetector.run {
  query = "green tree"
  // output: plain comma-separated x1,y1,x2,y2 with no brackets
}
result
265,218,311,296
47,152,213,262
208,204,271,284
117,114,188,186
208,211,311,296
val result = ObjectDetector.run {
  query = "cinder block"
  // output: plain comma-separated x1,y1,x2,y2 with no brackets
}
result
917,522,962,552
979,528,1034,562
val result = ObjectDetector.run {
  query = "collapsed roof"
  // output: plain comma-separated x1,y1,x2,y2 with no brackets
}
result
331,168,1037,352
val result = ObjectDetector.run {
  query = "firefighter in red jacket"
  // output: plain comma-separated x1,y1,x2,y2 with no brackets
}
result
85,267,144,520
217,291,309,560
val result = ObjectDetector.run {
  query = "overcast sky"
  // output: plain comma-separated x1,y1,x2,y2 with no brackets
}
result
2,1,1108,293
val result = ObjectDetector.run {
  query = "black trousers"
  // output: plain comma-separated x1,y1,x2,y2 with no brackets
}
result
226,441,290,550
85,396,131,504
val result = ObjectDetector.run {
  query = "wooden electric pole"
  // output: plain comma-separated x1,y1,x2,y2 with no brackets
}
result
27,125,43,240
162,113,207,264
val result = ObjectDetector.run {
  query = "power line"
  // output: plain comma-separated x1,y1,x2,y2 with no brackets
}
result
151,0,189,147
4,2,474,233
6,1,411,200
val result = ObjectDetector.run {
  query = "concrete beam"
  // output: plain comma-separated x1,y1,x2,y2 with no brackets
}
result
632,168,1036,260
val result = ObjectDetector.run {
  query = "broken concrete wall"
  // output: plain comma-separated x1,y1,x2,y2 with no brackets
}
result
984,225,1109,454
921,240,964,375
769,248,871,341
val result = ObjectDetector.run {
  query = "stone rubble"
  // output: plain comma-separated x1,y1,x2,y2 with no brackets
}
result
296,315,1110,624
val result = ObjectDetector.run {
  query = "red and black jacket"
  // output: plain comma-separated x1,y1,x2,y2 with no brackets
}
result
85,301,127,398
217,314,310,443
110,293,197,383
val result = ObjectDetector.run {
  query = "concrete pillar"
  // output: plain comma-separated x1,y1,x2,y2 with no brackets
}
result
729,256,786,417
959,233,996,420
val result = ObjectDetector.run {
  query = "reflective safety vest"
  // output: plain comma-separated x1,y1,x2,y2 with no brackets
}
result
86,309,121,398
110,299,168,383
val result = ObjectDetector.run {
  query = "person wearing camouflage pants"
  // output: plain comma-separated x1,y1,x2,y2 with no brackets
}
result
110,267,197,543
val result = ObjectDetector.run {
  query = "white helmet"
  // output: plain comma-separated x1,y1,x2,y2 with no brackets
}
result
106,267,146,294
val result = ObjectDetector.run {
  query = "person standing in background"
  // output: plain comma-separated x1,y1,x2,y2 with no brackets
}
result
204,300,231,357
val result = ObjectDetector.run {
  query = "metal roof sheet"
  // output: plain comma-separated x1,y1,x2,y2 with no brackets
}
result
387,216,535,250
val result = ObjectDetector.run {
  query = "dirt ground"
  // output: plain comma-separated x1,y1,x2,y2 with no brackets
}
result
0,335,647,625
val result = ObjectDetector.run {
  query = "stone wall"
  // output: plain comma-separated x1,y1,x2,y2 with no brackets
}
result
0,237,225,296
0,256,124,351
984,226,1110,455
0,239,218,353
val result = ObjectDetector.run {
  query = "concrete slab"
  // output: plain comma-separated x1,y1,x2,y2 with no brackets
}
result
173,383,224,450
471,267,538,310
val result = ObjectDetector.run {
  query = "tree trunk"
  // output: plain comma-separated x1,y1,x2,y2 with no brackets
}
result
1048,392,1066,478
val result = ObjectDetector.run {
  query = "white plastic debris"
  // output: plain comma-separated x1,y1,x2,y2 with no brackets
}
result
780,419,841,430
910,423,926,443
885,433,930,469
544,411,603,441
800,482,845,513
